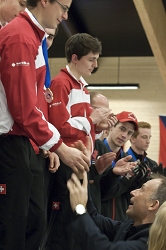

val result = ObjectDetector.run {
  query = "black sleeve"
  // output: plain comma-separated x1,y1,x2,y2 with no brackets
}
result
71,213,148,250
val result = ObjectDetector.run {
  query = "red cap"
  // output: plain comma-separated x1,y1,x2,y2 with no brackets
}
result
116,111,138,131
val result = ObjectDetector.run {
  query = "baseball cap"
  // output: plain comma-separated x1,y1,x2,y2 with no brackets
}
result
116,111,138,131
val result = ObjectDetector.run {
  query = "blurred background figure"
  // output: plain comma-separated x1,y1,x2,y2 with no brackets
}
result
126,121,160,173
148,201,166,250
0,0,26,27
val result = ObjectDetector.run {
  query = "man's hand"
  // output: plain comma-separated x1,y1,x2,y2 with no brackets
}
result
56,142,90,174
67,171,88,211
70,137,92,179
39,149,49,158
90,107,112,125
71,136,92,162
95,152,116,174
131,161,151,180
96,115,118,131
113,155,137,176
47,152,60,173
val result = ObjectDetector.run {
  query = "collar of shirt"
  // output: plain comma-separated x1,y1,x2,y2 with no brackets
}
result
66,65,88,87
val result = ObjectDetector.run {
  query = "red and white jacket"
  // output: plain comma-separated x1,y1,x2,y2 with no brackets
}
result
0,9,62,151
48,66,98,152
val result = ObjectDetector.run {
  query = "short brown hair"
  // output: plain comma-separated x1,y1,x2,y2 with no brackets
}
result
27,0,55,8
65,33,102,63
150,174,166,206
132,121,151,138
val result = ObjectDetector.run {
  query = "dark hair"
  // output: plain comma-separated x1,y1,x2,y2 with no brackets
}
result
27,0,55,8
150,174,166,206
65,33,102,63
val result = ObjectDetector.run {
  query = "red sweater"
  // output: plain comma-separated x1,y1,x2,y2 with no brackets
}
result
0,9,62,151
48,67,96,152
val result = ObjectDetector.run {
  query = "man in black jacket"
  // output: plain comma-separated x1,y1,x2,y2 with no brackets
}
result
67,172,166,250
101,111,140,221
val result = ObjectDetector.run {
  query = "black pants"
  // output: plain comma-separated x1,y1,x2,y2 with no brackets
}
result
45,162,74,250
0,135,45,250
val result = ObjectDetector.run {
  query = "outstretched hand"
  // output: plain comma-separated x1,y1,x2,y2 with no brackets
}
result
67,171,88,211
95,152,116,174
56,137,91,174
71,136,92,162
113,155,137,176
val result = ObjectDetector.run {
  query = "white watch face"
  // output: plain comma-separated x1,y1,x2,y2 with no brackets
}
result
75,204,86,215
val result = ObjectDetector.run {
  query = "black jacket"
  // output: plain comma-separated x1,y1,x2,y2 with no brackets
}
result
89,139,111,213
89,140,148,221
71,197,150,250
100,150,136,221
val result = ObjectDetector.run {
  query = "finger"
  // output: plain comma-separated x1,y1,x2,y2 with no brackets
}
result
71,172,82,188
82,171,88,188
81,155,90,171
49,167,57,173
67,178,74,192
123,155,132,162
71,162,85,174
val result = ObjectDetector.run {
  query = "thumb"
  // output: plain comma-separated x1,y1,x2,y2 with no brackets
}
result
81,136,91,160
82,171,88,188
85,136,91,153
123,155,132,162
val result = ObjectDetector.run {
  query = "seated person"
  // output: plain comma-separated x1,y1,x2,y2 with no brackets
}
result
148,201,166,250
67,172,166,250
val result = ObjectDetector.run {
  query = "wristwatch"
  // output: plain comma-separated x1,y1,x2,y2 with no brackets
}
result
75,204,86,215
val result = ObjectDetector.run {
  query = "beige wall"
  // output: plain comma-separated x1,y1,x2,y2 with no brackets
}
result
49,56,166,163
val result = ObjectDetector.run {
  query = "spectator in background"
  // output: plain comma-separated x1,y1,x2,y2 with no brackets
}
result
90,91,111,140
100,111,139,221
148,201,166,250
89,91,117,212
126,121,159,173
0,0,26,28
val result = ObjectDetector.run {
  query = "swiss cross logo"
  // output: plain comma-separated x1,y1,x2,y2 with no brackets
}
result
0,184,6,194
52,201,60,210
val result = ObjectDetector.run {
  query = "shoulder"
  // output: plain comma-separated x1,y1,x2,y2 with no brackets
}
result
95,139,109,154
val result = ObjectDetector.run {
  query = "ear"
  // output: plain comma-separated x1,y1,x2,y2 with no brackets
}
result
72,54,78,63
148,200,160,211
41,0,48,7
130,136,135,144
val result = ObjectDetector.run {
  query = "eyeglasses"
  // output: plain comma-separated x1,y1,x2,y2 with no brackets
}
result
55,0,69,13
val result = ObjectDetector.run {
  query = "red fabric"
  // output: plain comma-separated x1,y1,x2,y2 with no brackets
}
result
159,115,166,167
48,68,95,152
0,10,61,151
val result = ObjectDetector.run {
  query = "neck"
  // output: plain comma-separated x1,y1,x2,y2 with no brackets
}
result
68,64,81,80
106,136,120,153
0,5,6,26
131,145,144,155
133,217,154,227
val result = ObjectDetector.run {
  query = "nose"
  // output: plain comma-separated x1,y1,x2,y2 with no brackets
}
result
121,131,128,138
93,60,98,68
62,11,68,20
130,188,139,196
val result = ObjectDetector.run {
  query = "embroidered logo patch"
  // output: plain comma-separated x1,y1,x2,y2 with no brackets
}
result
52,201,60,210
0,184,6,194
